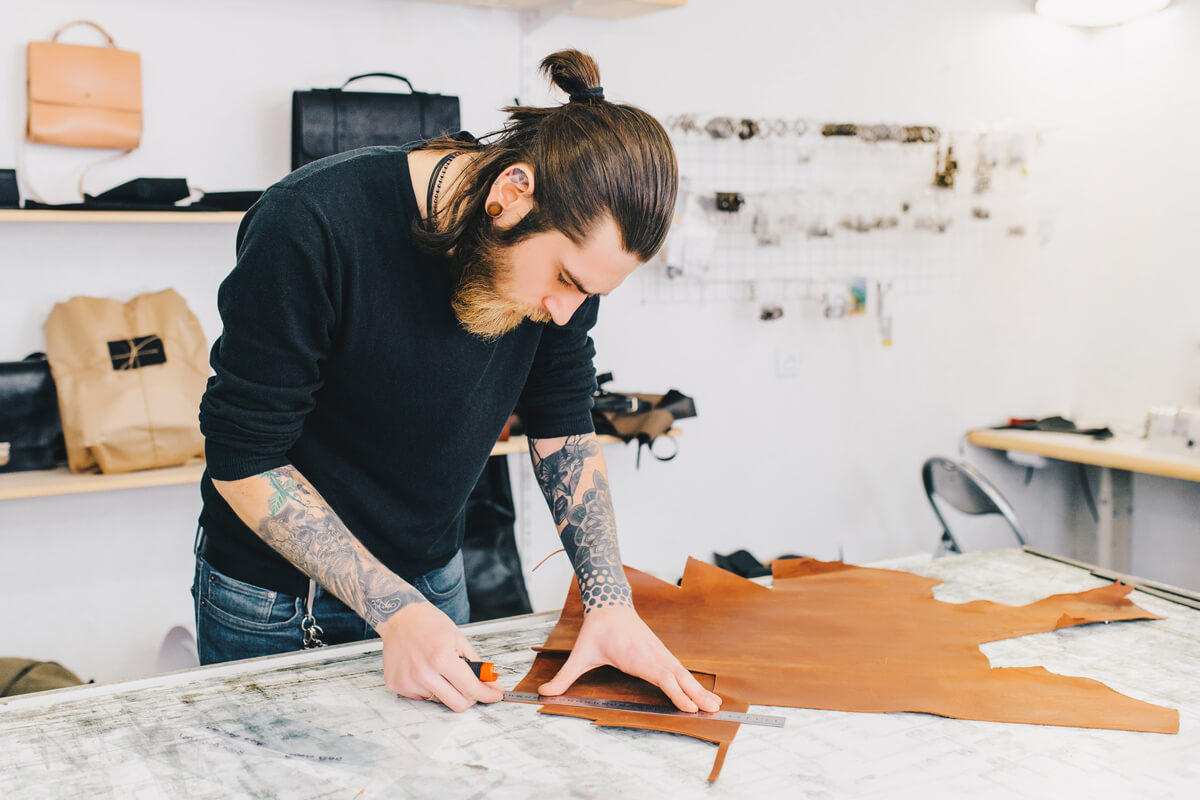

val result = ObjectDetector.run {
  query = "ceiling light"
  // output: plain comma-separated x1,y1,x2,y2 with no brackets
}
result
1034,0,1171,27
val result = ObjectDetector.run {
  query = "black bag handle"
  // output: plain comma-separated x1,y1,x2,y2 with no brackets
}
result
339,73,415,93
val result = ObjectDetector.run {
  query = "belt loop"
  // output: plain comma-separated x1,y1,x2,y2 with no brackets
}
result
301,579,326,649
193,524,206,556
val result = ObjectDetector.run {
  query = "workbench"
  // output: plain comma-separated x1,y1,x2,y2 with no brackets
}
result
2,549,1195,798
967,428,1200,573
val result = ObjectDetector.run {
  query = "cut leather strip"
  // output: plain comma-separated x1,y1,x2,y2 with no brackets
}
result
518,557,1179,782
513,656,749,783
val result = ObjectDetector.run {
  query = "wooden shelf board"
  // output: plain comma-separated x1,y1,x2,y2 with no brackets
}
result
417,0,683,19
0,430,679,501
573,0,684,18
0,463,207,501
420,0,548,8
0,210,245,224
967,428,1200,483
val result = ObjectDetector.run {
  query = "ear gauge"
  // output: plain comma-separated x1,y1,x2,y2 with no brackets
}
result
486,201,503,218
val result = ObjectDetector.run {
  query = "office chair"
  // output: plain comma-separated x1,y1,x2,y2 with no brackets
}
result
922,457,1027,555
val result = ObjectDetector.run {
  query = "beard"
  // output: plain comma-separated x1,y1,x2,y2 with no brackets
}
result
450,234,552,341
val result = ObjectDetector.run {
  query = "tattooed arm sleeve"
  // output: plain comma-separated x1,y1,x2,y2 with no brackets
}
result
529,433,633,612
211,465,426,629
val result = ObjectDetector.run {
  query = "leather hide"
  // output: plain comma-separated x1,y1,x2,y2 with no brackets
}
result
515,557,1179,782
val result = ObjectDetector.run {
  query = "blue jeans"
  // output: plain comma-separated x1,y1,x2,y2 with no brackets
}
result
192,536,469,665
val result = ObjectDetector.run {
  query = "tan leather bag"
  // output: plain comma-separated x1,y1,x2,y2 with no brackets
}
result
26,21,142,149
44,290,208,474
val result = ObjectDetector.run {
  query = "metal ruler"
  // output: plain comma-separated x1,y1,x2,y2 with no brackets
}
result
503,691,787,728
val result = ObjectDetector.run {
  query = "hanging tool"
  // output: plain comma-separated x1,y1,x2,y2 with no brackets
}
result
876,280,894,346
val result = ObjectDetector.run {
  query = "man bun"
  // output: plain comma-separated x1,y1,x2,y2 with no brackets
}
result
540,49,602,97
415,47,676,277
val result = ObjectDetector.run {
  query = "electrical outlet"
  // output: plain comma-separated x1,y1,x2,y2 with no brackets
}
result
775,347,801,378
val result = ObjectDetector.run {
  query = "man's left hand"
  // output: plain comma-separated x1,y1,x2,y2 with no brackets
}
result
537,605,723,713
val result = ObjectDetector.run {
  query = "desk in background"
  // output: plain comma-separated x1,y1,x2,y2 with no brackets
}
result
967,428,1200,572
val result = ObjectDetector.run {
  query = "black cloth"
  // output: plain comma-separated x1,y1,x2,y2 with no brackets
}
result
24,179,263,212
199,145,598,597
462,456,533,622
996,415,1113,440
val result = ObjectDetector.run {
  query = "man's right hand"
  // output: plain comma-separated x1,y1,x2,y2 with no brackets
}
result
213,464,501,710
377,601,504,712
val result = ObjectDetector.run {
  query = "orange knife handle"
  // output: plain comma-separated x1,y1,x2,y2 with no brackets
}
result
461,657,498,682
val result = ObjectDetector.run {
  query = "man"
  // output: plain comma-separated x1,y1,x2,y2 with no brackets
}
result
193,50,720,715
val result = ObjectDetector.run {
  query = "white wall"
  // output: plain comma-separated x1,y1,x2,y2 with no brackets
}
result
518,0,1200,604
0,0,522,681
1,0,1197,681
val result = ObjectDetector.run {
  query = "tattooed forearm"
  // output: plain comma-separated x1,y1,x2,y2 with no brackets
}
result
530,435,633,612
255,466,425,629
532,434,600,525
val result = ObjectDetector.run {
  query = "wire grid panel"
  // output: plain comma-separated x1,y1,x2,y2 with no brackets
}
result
643,122,1044,308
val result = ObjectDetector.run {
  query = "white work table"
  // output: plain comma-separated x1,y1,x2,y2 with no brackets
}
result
2,549,1196,798
967,428,1200,572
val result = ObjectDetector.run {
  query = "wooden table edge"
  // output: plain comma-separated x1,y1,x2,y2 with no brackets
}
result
966,428,1200,483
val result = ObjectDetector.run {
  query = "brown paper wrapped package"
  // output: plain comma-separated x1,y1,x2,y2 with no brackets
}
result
515,557,1179,782
44,289,208,474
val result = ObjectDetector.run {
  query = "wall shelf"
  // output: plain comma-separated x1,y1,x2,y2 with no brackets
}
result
419,0,684,20
0,462,207,501
0,431,677,501
0,210,245,224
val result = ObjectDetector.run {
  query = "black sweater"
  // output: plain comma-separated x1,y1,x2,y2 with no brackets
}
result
198,146,598,596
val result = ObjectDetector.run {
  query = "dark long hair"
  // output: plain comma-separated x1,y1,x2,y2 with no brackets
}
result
413,50,678,281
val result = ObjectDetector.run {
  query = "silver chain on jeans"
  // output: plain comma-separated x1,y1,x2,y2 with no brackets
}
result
301,578,326,649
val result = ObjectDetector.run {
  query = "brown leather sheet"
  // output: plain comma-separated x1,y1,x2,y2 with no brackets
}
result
515,557,1179,782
